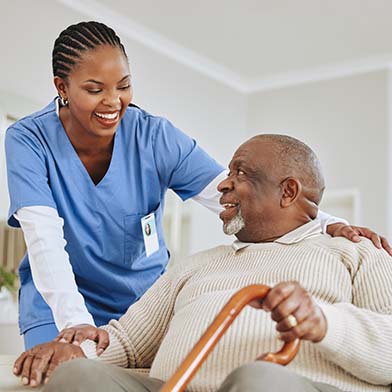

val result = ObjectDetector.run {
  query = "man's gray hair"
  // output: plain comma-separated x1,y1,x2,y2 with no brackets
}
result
251,134,325,202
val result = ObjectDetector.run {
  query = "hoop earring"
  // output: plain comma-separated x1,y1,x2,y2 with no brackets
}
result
59,96,68,106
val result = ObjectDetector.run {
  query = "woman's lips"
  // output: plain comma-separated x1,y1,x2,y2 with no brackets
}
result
94,111,120,127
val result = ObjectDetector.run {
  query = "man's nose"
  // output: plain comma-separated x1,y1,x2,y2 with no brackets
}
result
217,176,233,193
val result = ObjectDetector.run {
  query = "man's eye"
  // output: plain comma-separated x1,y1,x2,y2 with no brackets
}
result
237,169,245,175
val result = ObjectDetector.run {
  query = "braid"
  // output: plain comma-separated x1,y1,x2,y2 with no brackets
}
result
52,21,127,80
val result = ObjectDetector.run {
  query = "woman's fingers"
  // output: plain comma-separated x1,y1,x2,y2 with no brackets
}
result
381,236,392,256
96,329,110,355
56,328,76,343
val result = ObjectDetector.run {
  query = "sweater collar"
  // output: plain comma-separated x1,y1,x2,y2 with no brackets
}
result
232,220,323,252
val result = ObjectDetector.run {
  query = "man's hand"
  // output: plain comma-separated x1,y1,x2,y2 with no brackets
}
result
13,342,85,387
54,324,109,356
250,281,327,343
327,223,392,256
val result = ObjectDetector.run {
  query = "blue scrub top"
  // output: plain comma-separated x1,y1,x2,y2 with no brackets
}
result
5,100,223,333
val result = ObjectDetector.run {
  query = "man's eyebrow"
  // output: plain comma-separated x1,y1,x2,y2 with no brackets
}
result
83,75,131,84
230,158,247,167
228,159,254,172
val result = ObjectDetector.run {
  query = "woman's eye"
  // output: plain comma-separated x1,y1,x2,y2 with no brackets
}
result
119,85,131,90
87,89,102,94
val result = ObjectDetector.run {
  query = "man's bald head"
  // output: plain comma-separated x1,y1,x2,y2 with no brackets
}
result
246,134,325,205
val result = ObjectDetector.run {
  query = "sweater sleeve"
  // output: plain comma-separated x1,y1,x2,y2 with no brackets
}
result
81,262,195,368
316,240,392,385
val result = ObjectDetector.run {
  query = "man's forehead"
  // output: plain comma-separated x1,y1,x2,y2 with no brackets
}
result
230,140,274,167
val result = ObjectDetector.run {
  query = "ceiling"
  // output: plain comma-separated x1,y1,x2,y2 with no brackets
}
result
93,0,392,78
2,0,392,102
58,0,392,91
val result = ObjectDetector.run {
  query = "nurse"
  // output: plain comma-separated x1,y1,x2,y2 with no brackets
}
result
5,21,389,350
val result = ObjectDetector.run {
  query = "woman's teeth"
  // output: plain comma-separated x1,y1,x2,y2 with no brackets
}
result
95,112,118,120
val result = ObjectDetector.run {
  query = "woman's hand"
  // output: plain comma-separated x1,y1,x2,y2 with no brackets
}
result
250,281,327,343
13,342,85,387
326,223,392,256
54,324,109,356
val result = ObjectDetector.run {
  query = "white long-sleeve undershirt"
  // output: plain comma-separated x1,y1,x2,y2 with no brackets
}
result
15,170,345,332
15,206,95,331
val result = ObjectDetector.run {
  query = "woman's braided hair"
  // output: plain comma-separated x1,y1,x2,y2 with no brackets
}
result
52,21,127,80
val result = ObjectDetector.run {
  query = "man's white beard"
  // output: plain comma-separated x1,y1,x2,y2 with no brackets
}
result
223,209,245,235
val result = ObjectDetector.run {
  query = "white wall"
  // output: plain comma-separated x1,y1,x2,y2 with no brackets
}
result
247,71,389,235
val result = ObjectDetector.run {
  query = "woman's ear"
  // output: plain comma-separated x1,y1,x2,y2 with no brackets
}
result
280,178,302,208
53,76,68,99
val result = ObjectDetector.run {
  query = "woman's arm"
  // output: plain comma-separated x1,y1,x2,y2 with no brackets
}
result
16,206,95,331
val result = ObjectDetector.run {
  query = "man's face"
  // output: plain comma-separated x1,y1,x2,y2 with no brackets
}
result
217,139,282,243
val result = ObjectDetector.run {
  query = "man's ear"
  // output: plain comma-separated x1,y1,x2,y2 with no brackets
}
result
280,178,302,208
53,76,68,98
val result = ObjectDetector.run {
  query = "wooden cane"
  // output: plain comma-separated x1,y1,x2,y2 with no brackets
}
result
160,284,301,392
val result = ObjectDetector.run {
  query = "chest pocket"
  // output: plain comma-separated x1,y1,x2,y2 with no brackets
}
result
123,203,163,265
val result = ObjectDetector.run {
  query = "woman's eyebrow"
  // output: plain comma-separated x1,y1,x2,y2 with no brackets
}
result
82,75,131,84
83,79,103,84
118,75,131,83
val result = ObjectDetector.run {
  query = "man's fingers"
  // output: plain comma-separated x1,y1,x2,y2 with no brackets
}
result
53,333,64,342
45,358,60,381
269,288,311,323
275,299,312,332
13,352,27,376
278,314,319,342
96,330,110,355
262,282,297,312
29,353,52,387
20,354,33,385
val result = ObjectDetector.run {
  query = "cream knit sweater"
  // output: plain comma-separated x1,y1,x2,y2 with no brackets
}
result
82,221,392,391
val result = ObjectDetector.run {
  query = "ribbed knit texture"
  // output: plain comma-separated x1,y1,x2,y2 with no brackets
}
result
82,234,392,391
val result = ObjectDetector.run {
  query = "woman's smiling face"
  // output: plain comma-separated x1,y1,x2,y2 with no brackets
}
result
54,45,132,139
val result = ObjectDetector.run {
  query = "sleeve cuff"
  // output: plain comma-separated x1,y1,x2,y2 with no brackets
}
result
315,303,347,354
317,210,349,234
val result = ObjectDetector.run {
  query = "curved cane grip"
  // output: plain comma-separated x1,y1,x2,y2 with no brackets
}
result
160,284,301,392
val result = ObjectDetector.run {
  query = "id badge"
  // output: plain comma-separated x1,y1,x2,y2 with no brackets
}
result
141,213,159,257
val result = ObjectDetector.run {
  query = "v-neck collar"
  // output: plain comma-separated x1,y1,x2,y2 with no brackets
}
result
53,99,122,201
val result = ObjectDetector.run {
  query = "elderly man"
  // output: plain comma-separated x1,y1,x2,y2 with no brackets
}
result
14,135,392,391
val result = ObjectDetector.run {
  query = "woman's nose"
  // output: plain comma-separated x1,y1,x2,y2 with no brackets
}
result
103,91,120,106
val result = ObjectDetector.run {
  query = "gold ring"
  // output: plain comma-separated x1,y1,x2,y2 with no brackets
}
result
286,314,298,328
